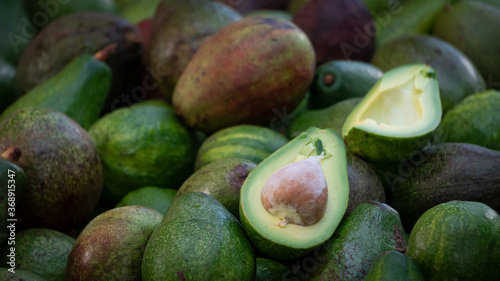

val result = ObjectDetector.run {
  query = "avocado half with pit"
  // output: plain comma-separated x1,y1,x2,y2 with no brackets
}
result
342,64,442,164
239,127,349,260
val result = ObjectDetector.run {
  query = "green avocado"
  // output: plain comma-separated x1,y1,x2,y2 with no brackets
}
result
0,57,18,112
0,269,46,281
240,127,349,260
289,202,408,281
255,257,289,281
389,143,500,231
287,97,361,139
1,55,111,129
89,100,197,202
434,90,500,150
142,192,255,280
0,0,30,64
119,0,161,24
375,0,450,47
195,125,289,170
309,61,382,109
364,251,425,281
1,228,75,281
433,1,500,89
0,108,103,231
245,10,292,21
23,0,118,24
372,35,485,112
0,148,28,247
116,187,177,215
342,64,442,164
66,206,163,281
176,158,257,218
407,201,500,281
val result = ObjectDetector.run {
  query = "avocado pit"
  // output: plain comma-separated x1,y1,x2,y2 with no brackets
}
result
261,157,328,227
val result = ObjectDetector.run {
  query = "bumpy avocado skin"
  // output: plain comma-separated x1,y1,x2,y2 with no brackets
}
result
0,269,46,281
142,193,255,281
407,201,500,281
255,257,289,281
434,90,500,150
176,158,256,218
66,206,163,281
290,202,407,281
195,125,289,170
390,143,500,231
1,228,75,281
0,108,103,231
364,251,425,281
116,187,177,215
89,100,197,202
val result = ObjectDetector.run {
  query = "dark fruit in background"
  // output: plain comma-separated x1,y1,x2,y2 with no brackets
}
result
149,0,242,101
214,0,292,14
293,0,375,64
173,16,315,133
433,1,500,89
0,108,103,232
15,12,142,113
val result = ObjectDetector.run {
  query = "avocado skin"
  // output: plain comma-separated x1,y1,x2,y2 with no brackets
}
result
433,1,500,89
344,126,434,164
364,251,425,281
287,98,361,139
309,61,382,109
255,257,289,281
0,108,103,231
1,55,111,129
176,158,257,218
0,157,28,246
195,125,289,170
434,90,500,150
407,201,500,281
0,0,30,64
89,100,197,203
345,153,385,218
372,35,485,112
116,187,177,215
66,206,163,281
291,202,407,281
292,0,375,64
390,143,500,231
142,192,255,281
1,228,75,281
23,0,118,24
0,269,47,281
149,0,242,101
0,57,18,112
173,16,315,133
15,12,141,113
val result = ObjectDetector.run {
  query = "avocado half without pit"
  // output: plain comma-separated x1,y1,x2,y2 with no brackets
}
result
342,64,442,164
240,127,349,260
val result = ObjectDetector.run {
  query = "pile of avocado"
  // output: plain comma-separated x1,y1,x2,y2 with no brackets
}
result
1,0,500,280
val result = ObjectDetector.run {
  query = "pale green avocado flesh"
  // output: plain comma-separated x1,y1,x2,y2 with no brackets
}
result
342,64,442,164
240,127,349,260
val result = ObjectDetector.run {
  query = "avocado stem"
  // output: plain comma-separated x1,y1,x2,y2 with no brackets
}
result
94,44,118,62
1,146,22,163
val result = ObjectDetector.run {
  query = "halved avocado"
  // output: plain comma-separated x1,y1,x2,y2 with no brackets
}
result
342,64,442,164
239,127,349,260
